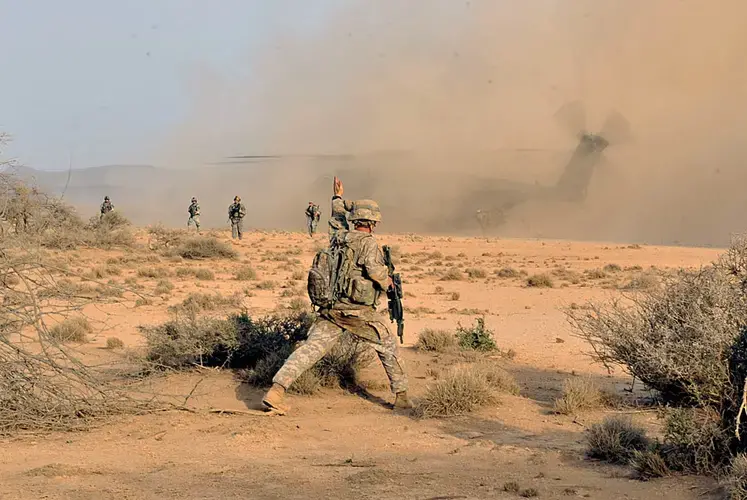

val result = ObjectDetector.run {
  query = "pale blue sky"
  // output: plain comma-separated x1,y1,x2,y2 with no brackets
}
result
0,0,342,170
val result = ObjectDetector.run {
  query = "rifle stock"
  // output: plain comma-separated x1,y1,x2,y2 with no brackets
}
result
382,245,405,344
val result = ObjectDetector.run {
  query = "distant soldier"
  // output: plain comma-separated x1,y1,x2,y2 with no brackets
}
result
262,199,412,415
305,201,321,237
475,209,490,235
187,197,200,233
100,196,114,219
329,176,353,241
227,195,246,240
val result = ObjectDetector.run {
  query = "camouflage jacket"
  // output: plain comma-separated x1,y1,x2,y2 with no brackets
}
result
188,202,200,217
100,201,114,214
334,229,389,310
228,202,246,220
305,204,321,219
329,195,353,231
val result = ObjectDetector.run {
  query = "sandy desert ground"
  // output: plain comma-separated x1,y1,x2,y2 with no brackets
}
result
0,229,727,500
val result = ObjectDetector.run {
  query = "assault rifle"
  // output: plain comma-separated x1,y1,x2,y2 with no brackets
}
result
382,245,404,344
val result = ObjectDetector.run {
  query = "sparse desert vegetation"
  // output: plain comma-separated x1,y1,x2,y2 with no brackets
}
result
0,169,737,499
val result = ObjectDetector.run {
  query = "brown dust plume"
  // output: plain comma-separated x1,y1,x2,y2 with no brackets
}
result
157,0,747,247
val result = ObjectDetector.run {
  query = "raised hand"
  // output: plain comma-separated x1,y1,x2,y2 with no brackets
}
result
333,176,344,197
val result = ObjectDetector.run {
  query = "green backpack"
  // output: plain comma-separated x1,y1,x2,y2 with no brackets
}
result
307,233,357,308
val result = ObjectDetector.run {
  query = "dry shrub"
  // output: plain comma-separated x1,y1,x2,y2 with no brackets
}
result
503,482,520,493
142,311,373,392
288,297,308,311
553,376,615,415
569,265,747,407
87,211,130,231
585,415,650,464
570,237,747,482
167,292,242,314
256,280,276,290
49,317,92,343
0,239,142,435
440,267,464,281
194,268,214,280
657,407,732,475
621,271,659,290
585,268,608,280
526,273,554,288
147,224,186,251
630,450,671,480
141,316,240,369
604,263,622,273
106,337,124,349
415,365,494,418
725,454,747,500
173,236,237,260
234,266,257,281
415,362,517,418
154,279,174,296
137,266,170,279
496,267,521,278
466,267,487,279
415,329,457,352
291,270,304,281
175,267,194,278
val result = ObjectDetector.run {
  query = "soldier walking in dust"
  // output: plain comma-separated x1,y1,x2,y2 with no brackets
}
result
100,196,114,220
475,209,490,236
228,195,246,240
187,197,200,233
262,199,413,414
329,176,353,241
305,201,321,237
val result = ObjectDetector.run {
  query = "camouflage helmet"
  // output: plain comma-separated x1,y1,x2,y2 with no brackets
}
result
234,195,241,202
104,196,110,201
349,199,381,222
191,197,197,202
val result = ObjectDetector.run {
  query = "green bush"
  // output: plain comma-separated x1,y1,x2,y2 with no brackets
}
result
456,317,497,352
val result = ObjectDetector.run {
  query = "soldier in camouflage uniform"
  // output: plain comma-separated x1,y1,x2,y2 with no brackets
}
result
329,176,353,241
305,201,321,237
228,195,246,240
187,197,200,232
263,199,412,414
100,196,114,220
475,209,489,236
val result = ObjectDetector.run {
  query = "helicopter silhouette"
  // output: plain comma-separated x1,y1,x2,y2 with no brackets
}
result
223,101,632,234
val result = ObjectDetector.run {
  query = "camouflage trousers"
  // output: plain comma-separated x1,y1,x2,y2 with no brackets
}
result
230,218,243,239
307,217,318,236
188,216,200,231
272,314,408,394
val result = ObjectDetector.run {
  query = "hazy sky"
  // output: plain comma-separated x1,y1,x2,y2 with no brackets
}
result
0,0,341,171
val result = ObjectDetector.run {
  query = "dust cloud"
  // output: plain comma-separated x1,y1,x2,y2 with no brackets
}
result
157,0,747,247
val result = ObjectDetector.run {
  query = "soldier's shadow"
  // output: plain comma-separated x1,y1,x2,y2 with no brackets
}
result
345,383,393,410
234,381,271,411
232,379,392,411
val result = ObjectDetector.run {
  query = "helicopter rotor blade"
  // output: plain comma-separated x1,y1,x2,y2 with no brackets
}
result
599,109,633,146
553,100,587,138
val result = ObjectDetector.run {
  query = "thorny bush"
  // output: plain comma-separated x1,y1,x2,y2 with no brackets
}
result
573,235,747,492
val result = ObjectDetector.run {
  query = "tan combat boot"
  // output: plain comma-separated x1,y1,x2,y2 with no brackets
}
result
393,391,414,410
262,383,289,415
